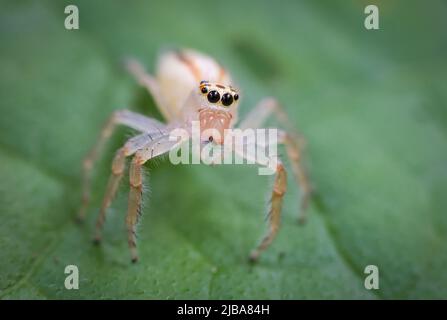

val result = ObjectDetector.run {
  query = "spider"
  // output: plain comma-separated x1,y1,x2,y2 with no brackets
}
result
78,49,311,263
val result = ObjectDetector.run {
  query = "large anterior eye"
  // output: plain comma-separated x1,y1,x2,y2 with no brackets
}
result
207,90,220,103
221,93,233,106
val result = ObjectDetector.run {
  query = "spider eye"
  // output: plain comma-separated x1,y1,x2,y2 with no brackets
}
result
221,93,233,106
234,94,239,101
207,90,220,103
201,86,208,94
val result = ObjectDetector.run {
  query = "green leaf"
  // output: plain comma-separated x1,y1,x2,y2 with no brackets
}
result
1,0,446,299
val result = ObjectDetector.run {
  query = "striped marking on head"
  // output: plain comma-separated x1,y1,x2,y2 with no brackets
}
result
199,81,239,107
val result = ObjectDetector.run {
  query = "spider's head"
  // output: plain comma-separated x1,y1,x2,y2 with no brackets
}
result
197,80,240,144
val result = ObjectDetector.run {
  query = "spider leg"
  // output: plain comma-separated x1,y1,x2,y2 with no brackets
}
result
93,132,164,243
239,97,311,223
231,140,286,262
125,58,173,121
249,162,287,262
126,135,181,263
278,130,311,223
78,109,165,221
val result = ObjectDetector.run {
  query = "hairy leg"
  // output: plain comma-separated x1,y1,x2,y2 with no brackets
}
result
231,141,287,262
250,162,287,262
93,133,164,243
125,136,181,263
127,156,143,263
78,110,165,221
278,130,311,223
93,148,126,243
239,98,311,223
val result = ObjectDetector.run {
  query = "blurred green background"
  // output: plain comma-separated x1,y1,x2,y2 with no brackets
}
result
0,0,446,299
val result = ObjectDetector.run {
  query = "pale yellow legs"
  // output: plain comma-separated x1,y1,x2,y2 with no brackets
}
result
78,108,173,262
249,162,287,262
124,136,179,262
240,97,311,223
89,134,176,263
127,156,143,263
78,109,165,221
238,97,311,261
279,131,312,223
93,147,126,243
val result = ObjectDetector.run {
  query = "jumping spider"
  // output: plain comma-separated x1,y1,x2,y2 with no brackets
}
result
78,49,311,263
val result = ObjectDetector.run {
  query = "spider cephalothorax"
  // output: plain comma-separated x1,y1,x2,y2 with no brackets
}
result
79,49,311,263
